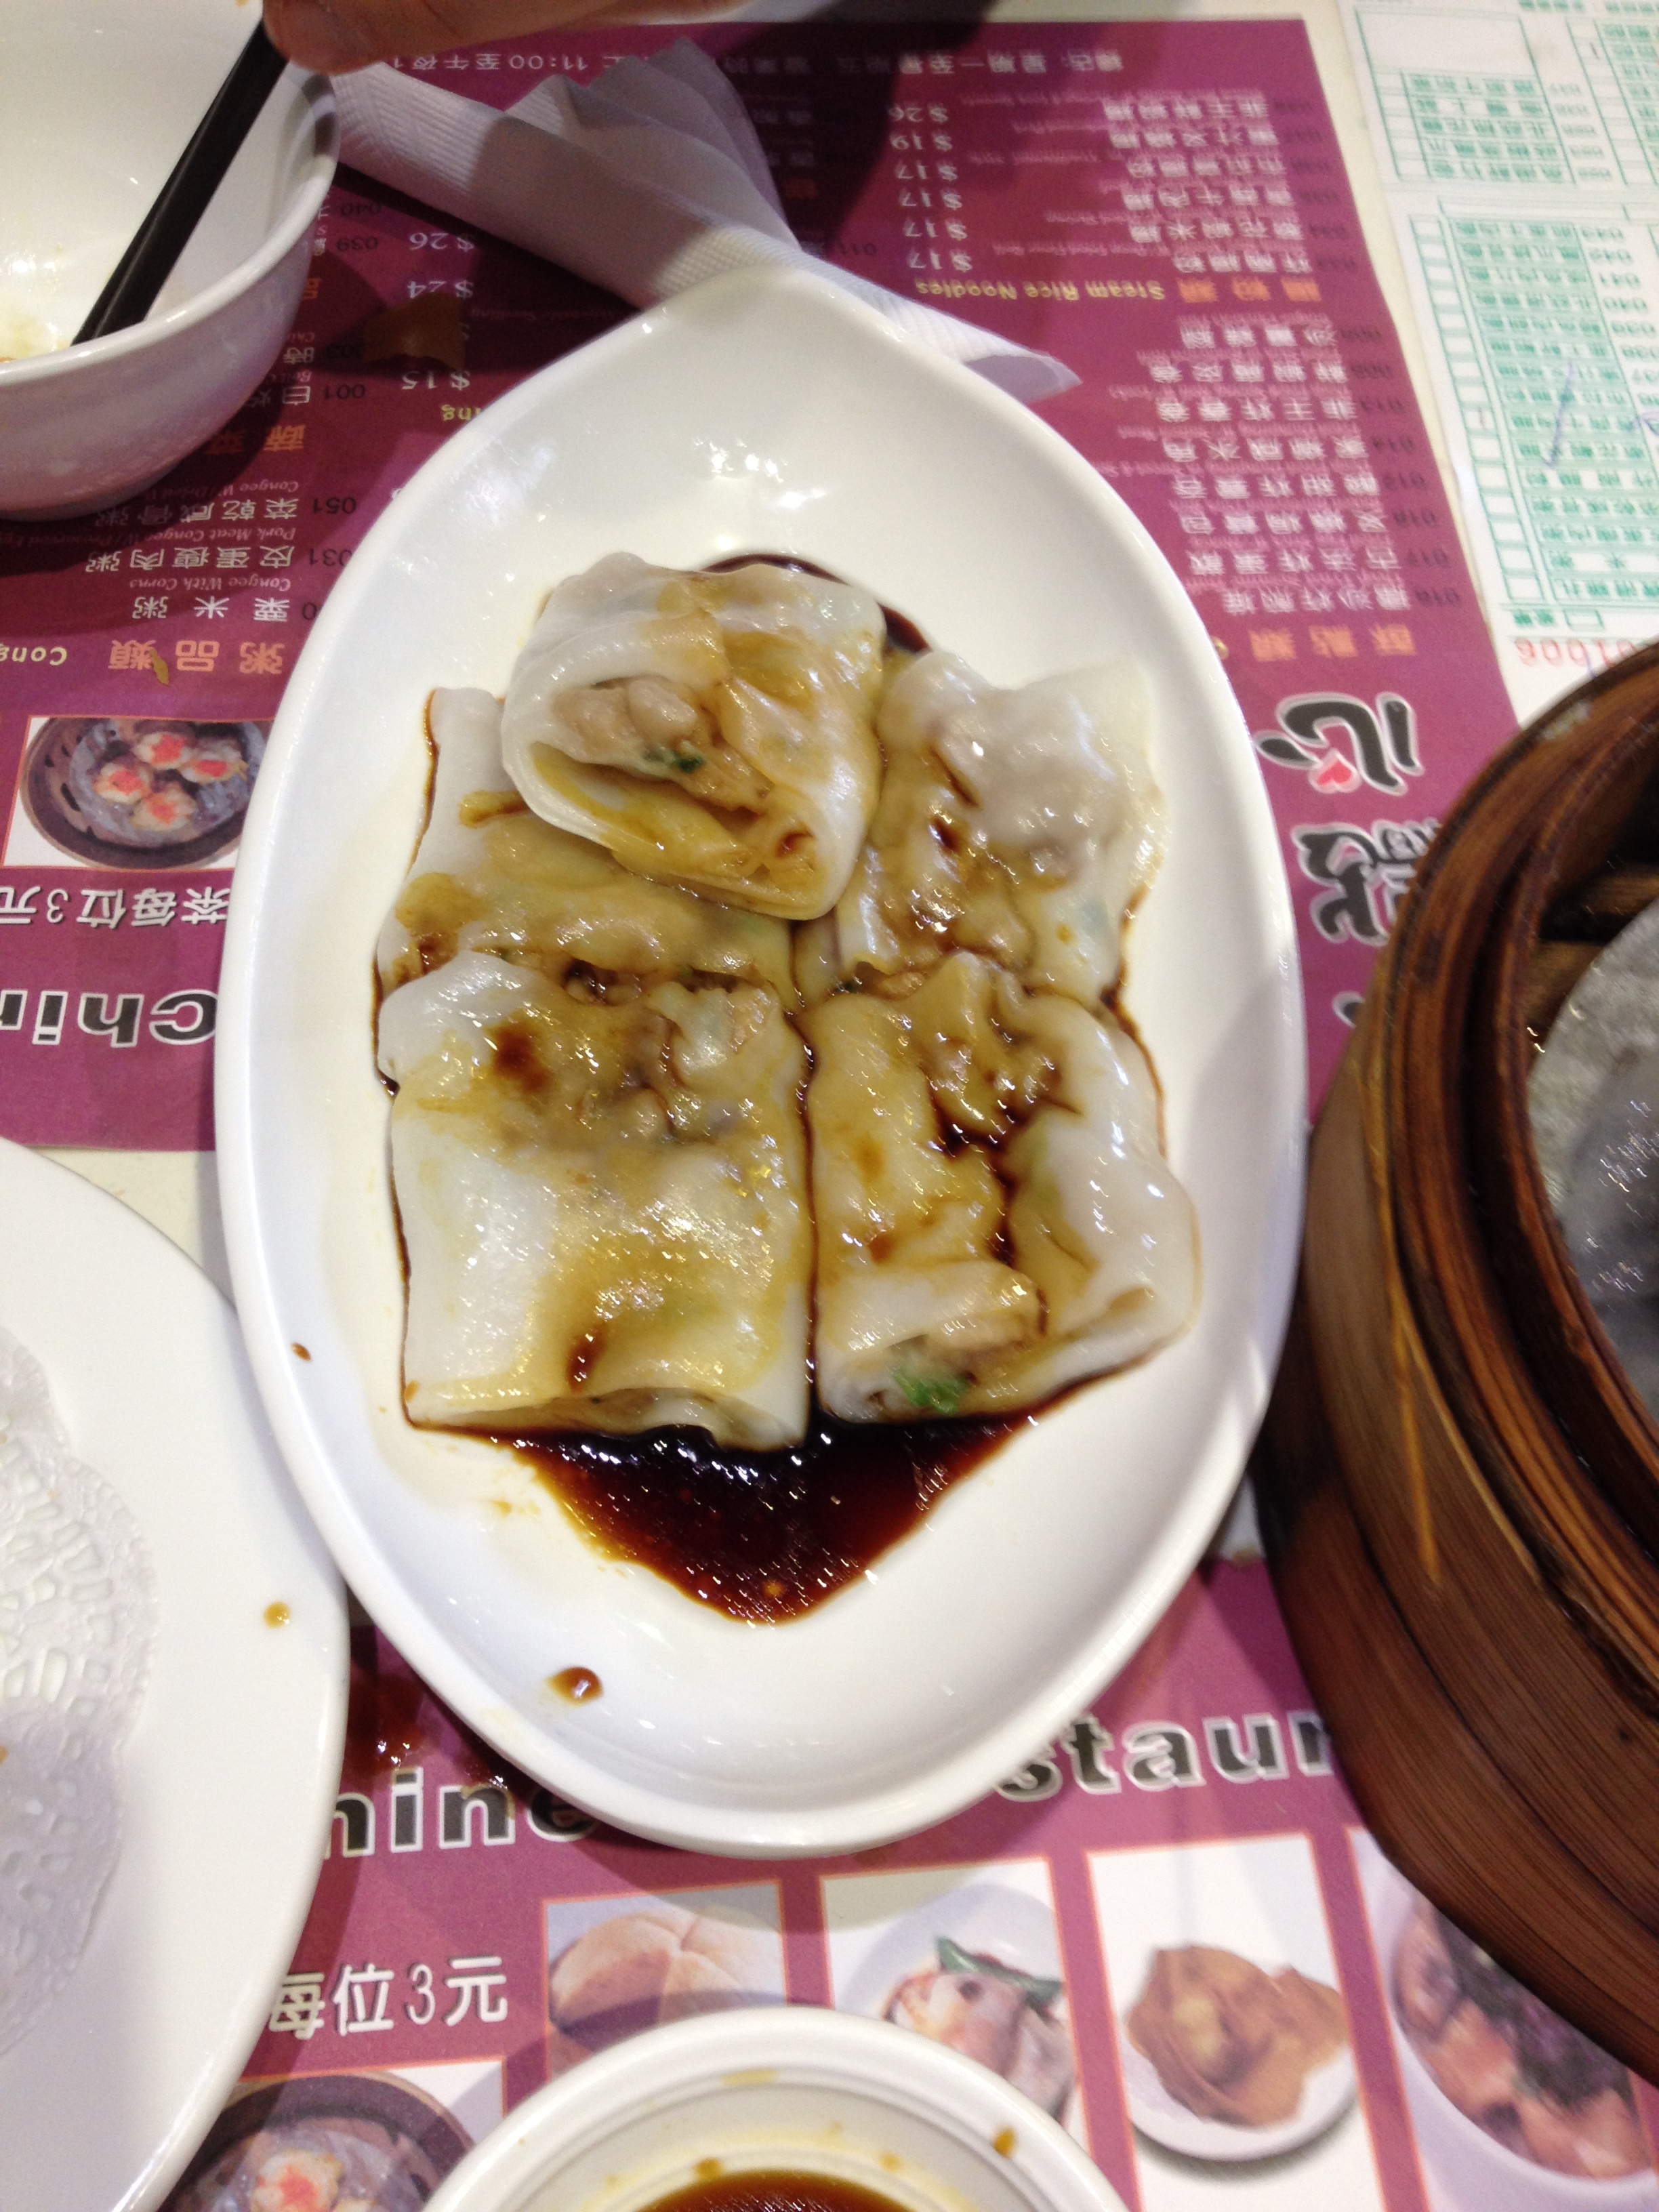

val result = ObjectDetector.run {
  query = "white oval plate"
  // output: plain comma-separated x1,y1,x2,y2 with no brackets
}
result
0,1139,346,2212
217,265,1304,1857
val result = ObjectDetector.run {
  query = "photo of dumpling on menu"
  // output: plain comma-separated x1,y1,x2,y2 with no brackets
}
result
6,714,266,871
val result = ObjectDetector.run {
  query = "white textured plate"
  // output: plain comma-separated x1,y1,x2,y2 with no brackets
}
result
0,1139,346,2212
217,266,1303,1856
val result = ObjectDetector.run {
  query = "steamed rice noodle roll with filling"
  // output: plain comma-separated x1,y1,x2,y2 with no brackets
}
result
796,651,1160,1012
376,689,810,1447
377,690,796,1007
802,952,1194,1420
377,951,811,1448
500,554,884,921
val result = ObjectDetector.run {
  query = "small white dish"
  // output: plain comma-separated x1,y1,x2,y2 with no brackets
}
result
1122,2039,1355,2164
217,264,1305,1857
423,2009,1127,2212
0,1139,347,2212
0,0,336,519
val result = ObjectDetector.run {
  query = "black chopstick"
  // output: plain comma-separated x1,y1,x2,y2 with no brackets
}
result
74,22,290,346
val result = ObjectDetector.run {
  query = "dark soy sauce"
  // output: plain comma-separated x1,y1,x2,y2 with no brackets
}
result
510,1413,1028,1624
643,2175,912,2212
549,1664,602,1703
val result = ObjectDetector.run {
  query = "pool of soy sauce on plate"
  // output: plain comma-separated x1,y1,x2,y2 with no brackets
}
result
506,1412,1028,1624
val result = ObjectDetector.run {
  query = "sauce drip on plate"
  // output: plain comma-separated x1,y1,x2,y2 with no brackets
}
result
549,1664,603,1702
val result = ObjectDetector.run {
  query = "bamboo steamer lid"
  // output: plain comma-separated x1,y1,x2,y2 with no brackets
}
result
1258,644,1659,2078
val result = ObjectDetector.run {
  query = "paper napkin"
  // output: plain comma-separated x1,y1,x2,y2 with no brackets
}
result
333,43,1078,404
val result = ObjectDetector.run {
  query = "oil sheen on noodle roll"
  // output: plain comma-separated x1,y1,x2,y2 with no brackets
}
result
499,554,884,921
796,649,1159,1012
377,689,795,1004
802,951,1194,1420
376,689,810,1448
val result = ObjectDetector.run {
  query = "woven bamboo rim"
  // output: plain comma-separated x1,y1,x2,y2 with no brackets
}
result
1260,644,1659,2077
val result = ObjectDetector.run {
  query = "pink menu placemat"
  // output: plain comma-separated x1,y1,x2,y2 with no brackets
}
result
199,1561,1658,2212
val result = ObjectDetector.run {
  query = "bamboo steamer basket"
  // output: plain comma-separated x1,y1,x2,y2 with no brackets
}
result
1258,644,1659,2078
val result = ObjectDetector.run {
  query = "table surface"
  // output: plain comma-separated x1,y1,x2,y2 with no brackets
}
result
8,6,1657,2210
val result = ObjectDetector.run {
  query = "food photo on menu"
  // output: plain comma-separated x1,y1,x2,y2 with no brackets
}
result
1393,1904,1648,2182
542,1891,786,2074
1087,1836,1380,2205
1354,1835,1659,2209
884,1936,1075,2119
822,1865,1081,2133
163,2074,478,2212
5,715,266,870
1125,1944,1348,2131
9,1,1659,2209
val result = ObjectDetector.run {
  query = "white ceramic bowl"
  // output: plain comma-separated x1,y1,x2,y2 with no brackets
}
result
218,267,1305,1857
424,2011,1127,2212
0,0,336,520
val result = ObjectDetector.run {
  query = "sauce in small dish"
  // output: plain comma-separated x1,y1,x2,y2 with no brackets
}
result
643,2175,912,2212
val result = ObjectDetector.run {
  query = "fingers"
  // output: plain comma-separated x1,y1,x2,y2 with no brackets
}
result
262,0,388,73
